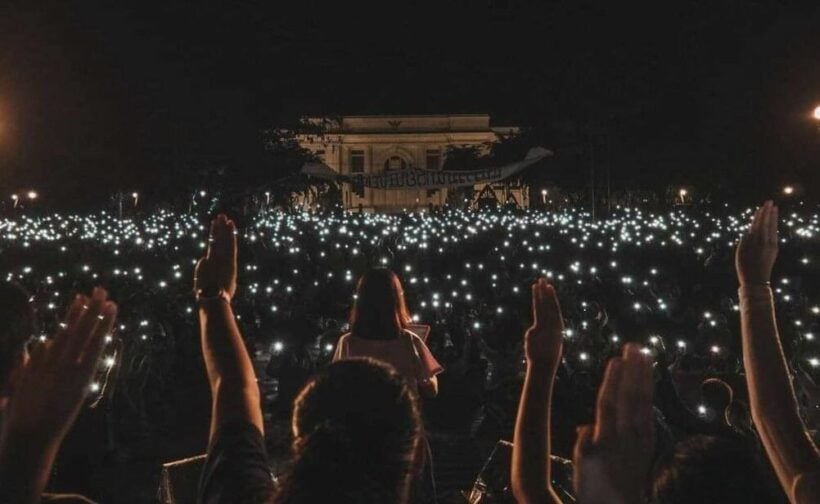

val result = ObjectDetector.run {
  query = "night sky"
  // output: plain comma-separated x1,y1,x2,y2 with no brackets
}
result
0,1,818,204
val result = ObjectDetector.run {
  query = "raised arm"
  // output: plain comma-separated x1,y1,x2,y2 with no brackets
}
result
195,214,263,441
511,279,564,504
572,344,655,504
0,288,117,503
736,201,820,502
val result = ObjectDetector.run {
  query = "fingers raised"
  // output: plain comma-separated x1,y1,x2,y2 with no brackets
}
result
543,280,563,330
750,206,764,237
617,344,654,435
767,203,778,245
595,357,623,442
65,288,108,362
79,301,117,377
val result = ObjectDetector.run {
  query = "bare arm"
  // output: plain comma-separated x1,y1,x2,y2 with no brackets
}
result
511,279,563,504
736,201,820,503
195,214,263,442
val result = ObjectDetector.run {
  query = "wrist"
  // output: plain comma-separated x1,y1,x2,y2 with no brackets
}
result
196,288,232,304
739,280,771,287
527,359,559,374
197,297,232,314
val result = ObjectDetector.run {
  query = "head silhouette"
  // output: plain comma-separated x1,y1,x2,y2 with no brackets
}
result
652,435,780,503
274,358,421,504
350,268,411,341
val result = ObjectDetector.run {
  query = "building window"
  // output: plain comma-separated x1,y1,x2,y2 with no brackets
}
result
384,156,406,171
426,150,441,170
350,150,365,173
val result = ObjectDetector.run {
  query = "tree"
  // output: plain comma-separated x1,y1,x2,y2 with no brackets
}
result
442,144,486,208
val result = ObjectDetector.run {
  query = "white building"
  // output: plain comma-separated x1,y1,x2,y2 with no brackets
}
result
297,114,526,212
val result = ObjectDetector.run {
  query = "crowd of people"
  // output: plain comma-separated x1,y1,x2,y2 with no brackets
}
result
1,200,820,502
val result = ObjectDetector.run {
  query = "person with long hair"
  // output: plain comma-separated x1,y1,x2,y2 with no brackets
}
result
334,268,443,398
274,358,422,503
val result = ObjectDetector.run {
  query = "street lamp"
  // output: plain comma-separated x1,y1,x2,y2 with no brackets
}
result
11,194,18,208
26,190,37,200
541,188,548,205
814,105,820,121
679,188,688,204
783,185,795,196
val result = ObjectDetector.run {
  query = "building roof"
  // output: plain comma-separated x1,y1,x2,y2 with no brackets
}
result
301,114,518,135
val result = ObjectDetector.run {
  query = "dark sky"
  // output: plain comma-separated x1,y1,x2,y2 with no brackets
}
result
0,1,818,203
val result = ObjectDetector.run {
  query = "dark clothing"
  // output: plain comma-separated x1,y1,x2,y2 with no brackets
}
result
198,422,276,504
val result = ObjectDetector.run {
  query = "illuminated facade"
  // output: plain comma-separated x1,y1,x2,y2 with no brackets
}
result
297,114,521,212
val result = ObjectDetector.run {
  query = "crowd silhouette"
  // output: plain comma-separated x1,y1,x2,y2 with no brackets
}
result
1,201,820,502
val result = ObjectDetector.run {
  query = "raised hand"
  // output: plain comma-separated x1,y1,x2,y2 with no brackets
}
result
194,214,238,300
1,288,117,445
0,288,117,503
736,200,778,286
573,343,655,504
511,279,565,504
524,278,564,369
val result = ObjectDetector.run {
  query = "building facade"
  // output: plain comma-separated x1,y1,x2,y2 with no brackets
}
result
297,114,522,212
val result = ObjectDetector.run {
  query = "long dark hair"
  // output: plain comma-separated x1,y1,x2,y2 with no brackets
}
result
274,358,421,504
350,268,411,341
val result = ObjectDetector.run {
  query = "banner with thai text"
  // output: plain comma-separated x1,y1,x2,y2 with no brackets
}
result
301,147,551,190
